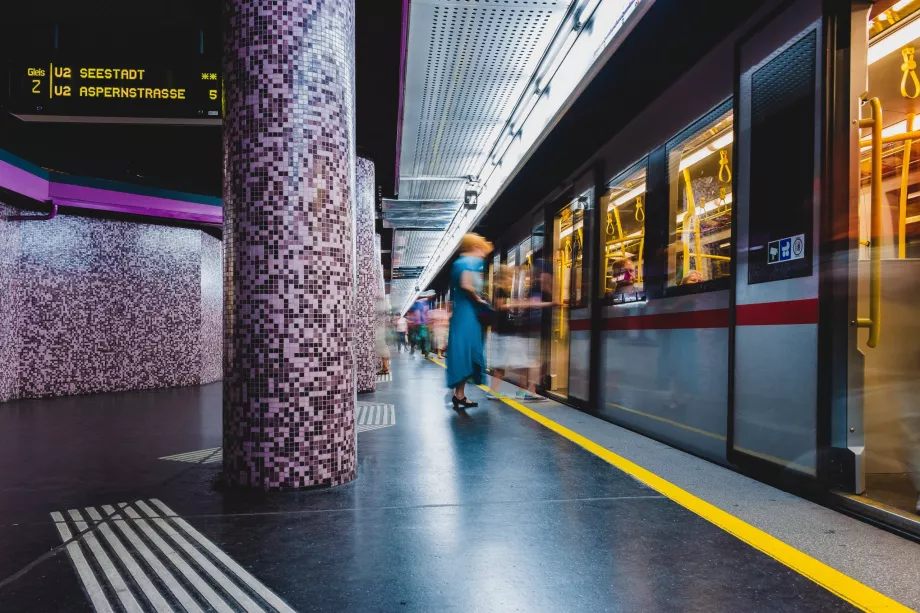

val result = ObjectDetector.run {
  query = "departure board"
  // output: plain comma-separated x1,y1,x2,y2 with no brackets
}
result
9,61,222,124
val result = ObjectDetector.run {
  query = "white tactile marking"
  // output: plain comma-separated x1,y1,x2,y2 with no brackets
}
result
158,448,222,464
68,509,144,613
376,372,392,383
51,512,115,613
355,402,396,433
50,500,296,612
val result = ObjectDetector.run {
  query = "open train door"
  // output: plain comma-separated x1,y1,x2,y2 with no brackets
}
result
729,0,833,481
839,1,920,522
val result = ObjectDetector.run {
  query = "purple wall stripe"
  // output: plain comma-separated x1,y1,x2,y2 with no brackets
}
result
0,154,221,225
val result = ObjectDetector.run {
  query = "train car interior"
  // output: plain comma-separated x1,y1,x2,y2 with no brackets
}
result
851,0,920,518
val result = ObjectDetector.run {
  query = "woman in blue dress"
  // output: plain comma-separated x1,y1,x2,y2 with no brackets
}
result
446,233,493,409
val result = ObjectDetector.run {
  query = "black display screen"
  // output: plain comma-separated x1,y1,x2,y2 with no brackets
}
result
8,60,222,124
747,31,817,284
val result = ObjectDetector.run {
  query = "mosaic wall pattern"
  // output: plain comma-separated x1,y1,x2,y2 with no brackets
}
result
0,202,23,403
200,233,223,384
222,0,357,489
355,157,377,393
0,203,222,401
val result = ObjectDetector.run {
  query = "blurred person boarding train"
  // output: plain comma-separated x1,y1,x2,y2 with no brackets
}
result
488,262,552,401
446,233,493,409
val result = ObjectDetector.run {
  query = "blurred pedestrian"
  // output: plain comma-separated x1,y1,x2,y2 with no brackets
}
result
376,298,391,375
394,314,408,352
428,302,450,359
446,233,493,409
508,259,552,402
486,265,514,400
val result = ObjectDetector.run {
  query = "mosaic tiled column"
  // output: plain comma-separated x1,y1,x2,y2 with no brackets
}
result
354,157,377,393
222,0,357,489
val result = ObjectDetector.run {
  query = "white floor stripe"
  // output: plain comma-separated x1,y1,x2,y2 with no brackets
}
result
134,501,265,613
101,505,204,613
119,504,234,613
151,500,297,613
51,512,115,613
85,507,173,613
159,448,220,462
68,509,144,613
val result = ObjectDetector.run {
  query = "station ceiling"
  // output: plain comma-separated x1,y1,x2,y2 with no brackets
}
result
389,0,652,312
390,0,572,309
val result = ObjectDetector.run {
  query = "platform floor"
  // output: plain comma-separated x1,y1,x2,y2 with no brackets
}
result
0,353,917,612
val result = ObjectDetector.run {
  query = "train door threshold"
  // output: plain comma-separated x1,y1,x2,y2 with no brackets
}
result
831,492,920,542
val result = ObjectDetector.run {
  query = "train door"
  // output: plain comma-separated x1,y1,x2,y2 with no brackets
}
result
548,192,591,402
729,2,826,477
846,2,920,518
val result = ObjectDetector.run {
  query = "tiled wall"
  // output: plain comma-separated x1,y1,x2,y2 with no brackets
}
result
0,203,23,403
200,232,223,384
355,157,378,393
222,0,357,490
0,202,222,401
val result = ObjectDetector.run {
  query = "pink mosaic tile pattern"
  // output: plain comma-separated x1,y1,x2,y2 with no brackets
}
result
0,202,23,403
0,204,221,402
355,157,378,393
222,0,357,489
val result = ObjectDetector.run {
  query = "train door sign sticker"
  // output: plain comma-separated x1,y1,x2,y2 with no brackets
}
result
767,234,805,265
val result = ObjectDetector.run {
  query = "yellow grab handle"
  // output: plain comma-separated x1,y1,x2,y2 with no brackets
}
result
857,97,882,348
902,47,920,99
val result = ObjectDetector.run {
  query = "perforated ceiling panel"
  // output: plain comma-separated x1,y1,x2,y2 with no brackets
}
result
391,229,445,308
399,0,570,201
392,0,571,309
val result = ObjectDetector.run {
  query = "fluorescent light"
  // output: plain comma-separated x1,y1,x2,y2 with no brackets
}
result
894,0,914,13
678,131,734,171
611,183,646,207
869,14,920,64
559,220,584,239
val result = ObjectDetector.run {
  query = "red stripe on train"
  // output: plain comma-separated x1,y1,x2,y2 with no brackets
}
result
735,297,818,326
595,298,818,331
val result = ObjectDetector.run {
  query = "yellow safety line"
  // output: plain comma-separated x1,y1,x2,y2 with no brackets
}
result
427,356,914,613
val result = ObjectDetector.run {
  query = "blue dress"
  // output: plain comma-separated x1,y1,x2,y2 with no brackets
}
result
446,255,485,388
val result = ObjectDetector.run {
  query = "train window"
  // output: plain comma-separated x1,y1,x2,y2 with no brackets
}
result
600,161,647,305
666,104,734,288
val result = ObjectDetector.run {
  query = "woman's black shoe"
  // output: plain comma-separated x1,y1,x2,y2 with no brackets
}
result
452,396,478,409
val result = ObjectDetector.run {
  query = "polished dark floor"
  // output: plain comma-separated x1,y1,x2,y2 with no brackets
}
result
0,355,859,612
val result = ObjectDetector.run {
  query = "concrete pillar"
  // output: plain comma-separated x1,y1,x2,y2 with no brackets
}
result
354,157,377,393
222,0,357,489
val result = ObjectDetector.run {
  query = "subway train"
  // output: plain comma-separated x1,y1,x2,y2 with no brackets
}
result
461,0,920,530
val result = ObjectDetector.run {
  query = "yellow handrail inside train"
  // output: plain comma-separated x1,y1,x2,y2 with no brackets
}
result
612,204,626,257
902,47,920,99
857,97,883,348
682,168,702,273
899,112,915,258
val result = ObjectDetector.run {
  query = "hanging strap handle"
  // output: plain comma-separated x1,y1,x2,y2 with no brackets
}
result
718,149,732,183
635,195,645,222
902,47,920,99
